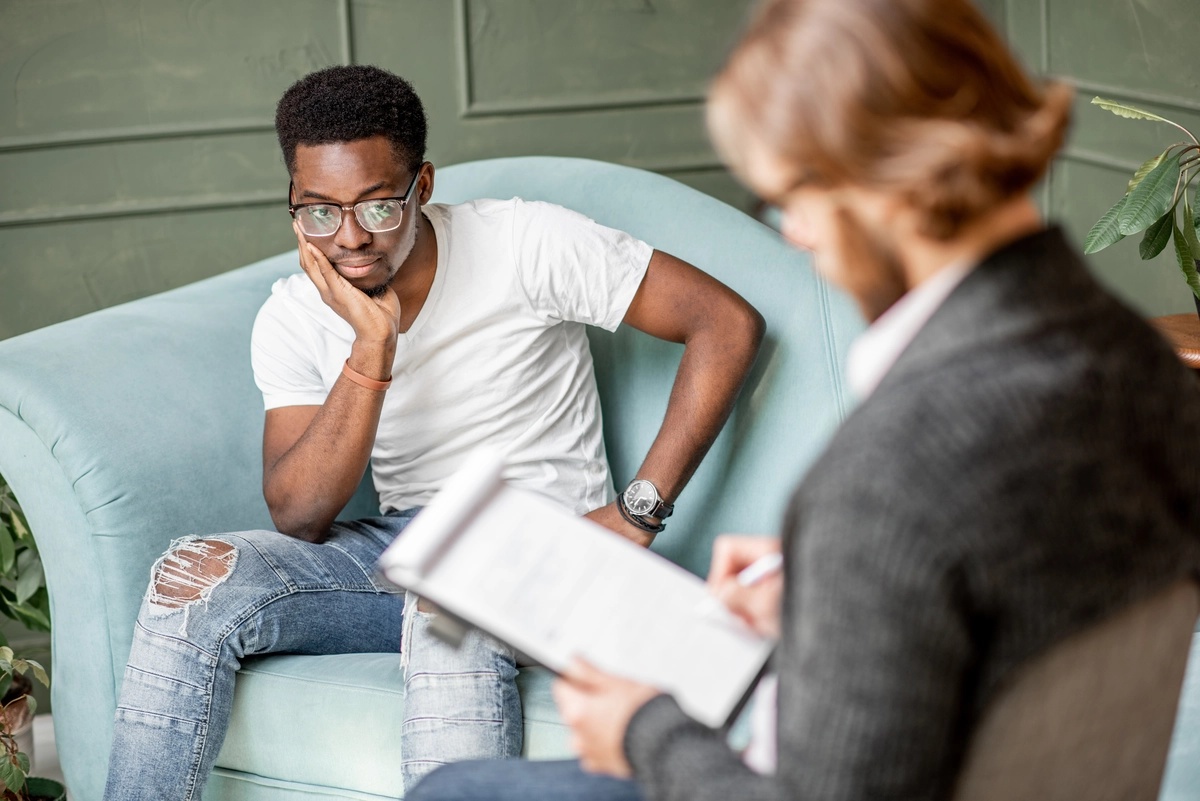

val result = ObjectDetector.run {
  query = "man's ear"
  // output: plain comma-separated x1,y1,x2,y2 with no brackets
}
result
417,162,436,205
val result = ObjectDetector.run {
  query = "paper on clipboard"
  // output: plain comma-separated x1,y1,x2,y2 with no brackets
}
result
377,448,774,729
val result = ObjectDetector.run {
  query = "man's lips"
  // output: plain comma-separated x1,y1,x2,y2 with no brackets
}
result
334,258,380,278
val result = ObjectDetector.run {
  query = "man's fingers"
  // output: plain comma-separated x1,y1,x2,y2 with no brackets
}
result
707,535,779,588
711,575,783,638
294,225,330,295
562,657,607,688
374,285,402,324
304,240,360,305
707,536,742,588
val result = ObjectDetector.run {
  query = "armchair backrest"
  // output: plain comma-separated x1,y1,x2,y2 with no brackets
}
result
952,579,1200,801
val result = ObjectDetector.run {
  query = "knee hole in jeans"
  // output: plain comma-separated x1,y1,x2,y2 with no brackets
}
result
147,538,238,611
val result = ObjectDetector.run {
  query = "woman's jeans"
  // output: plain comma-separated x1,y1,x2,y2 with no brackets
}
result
103,510,522,800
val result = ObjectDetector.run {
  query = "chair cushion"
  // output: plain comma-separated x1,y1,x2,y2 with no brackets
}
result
213,654,568,797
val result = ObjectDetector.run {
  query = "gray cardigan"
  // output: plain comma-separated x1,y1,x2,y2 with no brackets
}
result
624,227,1200,801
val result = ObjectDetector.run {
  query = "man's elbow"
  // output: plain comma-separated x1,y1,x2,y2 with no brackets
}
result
264,488,331,543
272,515,331,544
725,296,767,363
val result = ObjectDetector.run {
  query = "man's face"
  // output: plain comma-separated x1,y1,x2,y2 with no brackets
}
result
746,150,908,323
289,136,427,297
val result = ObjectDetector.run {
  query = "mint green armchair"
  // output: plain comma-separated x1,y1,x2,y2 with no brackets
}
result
0,157,862,799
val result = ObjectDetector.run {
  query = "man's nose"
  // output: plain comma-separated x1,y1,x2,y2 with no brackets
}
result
333,209,372,250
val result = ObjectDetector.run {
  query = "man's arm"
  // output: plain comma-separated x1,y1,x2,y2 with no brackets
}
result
261,228,400,542
586,249,765,545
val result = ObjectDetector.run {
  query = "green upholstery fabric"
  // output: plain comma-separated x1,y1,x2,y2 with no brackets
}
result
210,655,563,799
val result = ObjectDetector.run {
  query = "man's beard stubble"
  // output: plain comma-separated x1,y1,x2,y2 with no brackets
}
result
828,208,908,324
361,215,419,298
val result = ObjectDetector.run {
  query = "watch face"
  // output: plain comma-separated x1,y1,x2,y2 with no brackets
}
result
624,480,658,516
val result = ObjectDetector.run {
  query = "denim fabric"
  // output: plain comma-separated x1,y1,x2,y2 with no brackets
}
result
401,597,522,789
104,510,522,800
408,759,644,801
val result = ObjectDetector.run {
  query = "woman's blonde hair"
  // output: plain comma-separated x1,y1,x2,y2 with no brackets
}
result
708,0,1073,239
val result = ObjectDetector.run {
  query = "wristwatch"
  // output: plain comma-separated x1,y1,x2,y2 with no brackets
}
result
619,479,674,532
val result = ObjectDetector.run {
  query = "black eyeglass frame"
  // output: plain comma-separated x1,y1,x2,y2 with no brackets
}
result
288,168,422,236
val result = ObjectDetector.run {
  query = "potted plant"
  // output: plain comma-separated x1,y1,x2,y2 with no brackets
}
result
1084,97,1200,316
0,479,61,801
0,647,58,800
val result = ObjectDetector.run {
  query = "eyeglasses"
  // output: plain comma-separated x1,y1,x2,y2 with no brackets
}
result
288,170,421,237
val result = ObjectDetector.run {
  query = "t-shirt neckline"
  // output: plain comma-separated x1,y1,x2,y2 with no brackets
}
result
399,205,448,345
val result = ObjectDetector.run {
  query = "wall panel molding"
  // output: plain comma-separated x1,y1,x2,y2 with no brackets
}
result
0,192,282,228
339,0,355,65
1060,148,1141,175
453,0,713,119
0,120,276,154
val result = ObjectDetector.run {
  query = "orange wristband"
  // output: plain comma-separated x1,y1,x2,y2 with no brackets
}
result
342,360,392,392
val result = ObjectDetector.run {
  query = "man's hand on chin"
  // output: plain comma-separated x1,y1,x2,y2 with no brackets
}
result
585,502,657,548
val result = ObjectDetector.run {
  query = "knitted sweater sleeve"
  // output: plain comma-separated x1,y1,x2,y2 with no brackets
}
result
624,482,974,801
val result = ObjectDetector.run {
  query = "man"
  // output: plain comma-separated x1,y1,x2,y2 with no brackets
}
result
409,1,1200,800
103,65,764,800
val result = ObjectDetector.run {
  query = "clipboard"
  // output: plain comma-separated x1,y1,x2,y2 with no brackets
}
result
377,448,774,729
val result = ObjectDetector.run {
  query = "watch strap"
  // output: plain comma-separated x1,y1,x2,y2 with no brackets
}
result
616,491,666,533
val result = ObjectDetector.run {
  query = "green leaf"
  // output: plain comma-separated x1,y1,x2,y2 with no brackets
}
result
1130,150,1171,193
26,588,49,634
1120,152,1183,235
1140,212,1175,259
8,604,50,633
0,748,27,790
23,697,35,718
1184,203,1200,297
0,754,20,791
1195,186,1200,240
24,661,47,689
0,649,15,666
7,511,27,541
1172,218,1200,299
1092,97,1179,126
0,528,14,578
1084,194,1129,253
14,553,42,606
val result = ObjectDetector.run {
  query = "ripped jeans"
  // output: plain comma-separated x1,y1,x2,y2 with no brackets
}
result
103,510,523,800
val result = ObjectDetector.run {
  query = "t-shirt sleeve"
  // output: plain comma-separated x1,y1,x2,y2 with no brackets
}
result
509,199,653,331
250,295,330,410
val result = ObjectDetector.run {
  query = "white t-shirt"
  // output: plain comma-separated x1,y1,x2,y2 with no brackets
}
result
251,198,653,515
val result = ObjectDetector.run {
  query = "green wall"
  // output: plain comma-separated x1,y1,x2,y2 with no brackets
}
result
0,0,756,340
2,0,1198,334
981,0,1200,317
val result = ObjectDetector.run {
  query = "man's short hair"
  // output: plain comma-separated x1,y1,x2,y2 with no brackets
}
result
275,65,428,174
708,0,1072,239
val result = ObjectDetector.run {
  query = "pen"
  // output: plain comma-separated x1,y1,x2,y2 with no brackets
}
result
736,552,784,587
